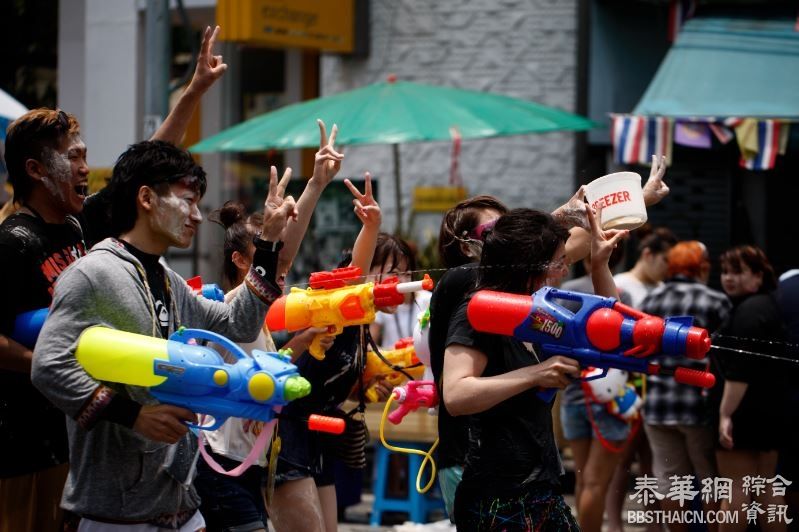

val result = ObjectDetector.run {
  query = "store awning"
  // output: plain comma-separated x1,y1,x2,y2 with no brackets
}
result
633,17,799,119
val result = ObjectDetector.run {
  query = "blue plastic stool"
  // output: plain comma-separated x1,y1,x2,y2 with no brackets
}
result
370,442,445,526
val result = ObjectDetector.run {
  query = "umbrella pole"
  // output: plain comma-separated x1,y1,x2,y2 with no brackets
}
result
393,143,402,236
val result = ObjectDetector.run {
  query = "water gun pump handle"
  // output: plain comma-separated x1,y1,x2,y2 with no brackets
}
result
308,414,346,434
169,328,250,362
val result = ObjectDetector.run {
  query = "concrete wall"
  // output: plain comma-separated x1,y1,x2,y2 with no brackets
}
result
321,0,581,243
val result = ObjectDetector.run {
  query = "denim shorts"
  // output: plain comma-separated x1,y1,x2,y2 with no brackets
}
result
560,402,631,442
194,449,267,532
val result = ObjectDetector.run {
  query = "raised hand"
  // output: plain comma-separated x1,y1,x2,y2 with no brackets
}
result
188,26,228,95
312,119,344,186
344,172,381,228
642,154,669,207
586,204,628,266
261,166,298,242
552,185,589,230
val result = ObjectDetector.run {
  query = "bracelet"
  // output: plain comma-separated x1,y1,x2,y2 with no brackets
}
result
253,236,284,252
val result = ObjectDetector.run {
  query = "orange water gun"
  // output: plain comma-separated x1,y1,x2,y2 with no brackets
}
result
266,266,434,360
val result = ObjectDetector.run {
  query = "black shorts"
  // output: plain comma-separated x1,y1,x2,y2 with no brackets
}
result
273,416,336,488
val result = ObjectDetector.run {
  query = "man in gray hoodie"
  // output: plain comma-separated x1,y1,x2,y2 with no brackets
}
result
31,140,296,530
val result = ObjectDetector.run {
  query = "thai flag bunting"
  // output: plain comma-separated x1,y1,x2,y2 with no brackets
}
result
708,123,734,144
612,115,673,166
740,120,782,171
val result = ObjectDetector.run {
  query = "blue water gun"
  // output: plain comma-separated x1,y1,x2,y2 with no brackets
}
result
74,326,343,433
12,308,49,348
467,287,715,401
186,276,225,302
11,277,224,349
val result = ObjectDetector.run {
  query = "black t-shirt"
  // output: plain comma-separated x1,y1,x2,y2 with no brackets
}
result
428,264,477,469
0,211,86,477
445,297,564,495
778,273,799,344
708,292,789,450
284,325,362,416
121,241,171,338
79,188,113,249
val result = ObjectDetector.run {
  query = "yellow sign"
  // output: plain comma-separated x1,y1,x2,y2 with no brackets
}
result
88,167,113,194
217,0,354,52
412,186,469,213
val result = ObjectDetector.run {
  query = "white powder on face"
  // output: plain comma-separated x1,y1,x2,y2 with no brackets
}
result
153,191,192,241
44,148,72,183
40,148,73,203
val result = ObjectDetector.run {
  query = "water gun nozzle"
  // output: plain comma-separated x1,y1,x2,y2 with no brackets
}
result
685,328,711,359
284,376,312,401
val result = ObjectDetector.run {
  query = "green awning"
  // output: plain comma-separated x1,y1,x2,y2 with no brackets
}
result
633,17,799,119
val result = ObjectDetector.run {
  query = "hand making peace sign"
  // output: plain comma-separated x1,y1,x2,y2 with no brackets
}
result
642,154,670,207
188,26,228,94
344,172,381,228
313,119,344,186
261,166,298,242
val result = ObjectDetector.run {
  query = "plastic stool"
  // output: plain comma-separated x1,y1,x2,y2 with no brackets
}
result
370,442,445,526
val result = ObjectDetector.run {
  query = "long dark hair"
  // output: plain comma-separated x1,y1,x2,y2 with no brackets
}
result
477,208,569,294
209,201,262,289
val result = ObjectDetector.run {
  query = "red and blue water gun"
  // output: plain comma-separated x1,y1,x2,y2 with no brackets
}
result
467,287,715,401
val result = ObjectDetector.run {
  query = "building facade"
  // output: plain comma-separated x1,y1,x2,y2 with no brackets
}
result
57,0,585,281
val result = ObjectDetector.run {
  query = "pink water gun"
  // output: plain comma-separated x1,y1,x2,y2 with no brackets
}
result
387,380,439,424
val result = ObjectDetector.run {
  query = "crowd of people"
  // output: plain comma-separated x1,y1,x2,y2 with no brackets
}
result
0,24,797,532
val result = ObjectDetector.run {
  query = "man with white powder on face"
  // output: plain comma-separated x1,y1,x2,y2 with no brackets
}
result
0,27,226,531
31,140,297,530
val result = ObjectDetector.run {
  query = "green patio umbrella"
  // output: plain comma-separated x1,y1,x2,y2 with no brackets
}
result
190,77,597,232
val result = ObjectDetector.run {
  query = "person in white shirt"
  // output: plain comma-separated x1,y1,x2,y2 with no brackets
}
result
613,226,677,308
369,233,431,350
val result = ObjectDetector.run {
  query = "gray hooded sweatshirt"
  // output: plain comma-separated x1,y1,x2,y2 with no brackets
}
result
31,238,279,523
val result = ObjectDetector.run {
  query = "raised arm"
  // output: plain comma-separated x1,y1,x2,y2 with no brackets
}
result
280,119,344,265
151,26,228,144
586,205,627,298
642,155,669,207
345,172,382,275
183,166,297,341
552,186,592,264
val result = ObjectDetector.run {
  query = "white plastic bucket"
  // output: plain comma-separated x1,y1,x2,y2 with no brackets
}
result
584,172,647,230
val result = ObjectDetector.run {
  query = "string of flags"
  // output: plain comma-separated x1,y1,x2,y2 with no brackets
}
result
611,115,792,171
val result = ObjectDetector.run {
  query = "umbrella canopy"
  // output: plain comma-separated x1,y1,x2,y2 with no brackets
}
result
0,89,27,142
190,79,597,152
0,89,27,122
190,78,597,233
